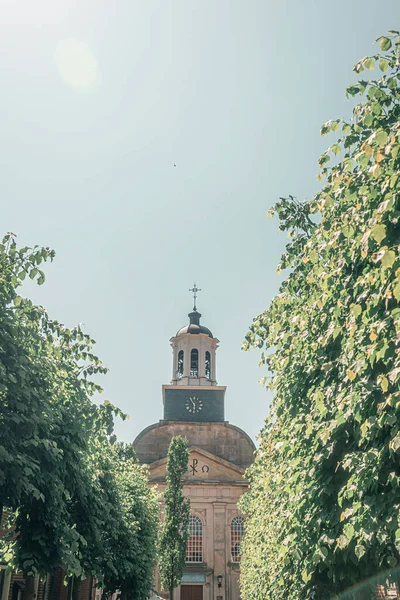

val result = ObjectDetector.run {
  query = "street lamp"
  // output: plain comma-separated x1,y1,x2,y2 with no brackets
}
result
217,575,223,588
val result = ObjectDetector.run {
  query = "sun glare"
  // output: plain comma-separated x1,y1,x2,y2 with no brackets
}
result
55,39,99,90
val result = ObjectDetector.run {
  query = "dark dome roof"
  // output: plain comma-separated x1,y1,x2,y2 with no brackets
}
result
176,323,213,338
175,309,213,338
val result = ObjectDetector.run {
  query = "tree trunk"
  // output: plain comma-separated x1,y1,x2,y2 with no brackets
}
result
169,586,174,600
22,575,37,600
87,577,93,600
72,577,82,600
120,587,128,600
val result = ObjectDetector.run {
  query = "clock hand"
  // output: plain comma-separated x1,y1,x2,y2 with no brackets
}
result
191,398,195,408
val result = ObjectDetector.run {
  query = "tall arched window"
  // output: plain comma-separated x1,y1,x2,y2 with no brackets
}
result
186,515,203,563
190,349,199,377
231,516,245,562
205,351,211,379
177,350,184,378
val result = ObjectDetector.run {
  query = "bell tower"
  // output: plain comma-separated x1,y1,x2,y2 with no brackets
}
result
170,308,219,385
162,285,226,422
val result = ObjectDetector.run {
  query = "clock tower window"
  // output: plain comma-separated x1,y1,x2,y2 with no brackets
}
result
190,349,199,377
177,350,184,379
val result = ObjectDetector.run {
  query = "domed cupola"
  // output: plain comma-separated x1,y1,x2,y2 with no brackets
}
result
170,285,219,386
176,309,213,338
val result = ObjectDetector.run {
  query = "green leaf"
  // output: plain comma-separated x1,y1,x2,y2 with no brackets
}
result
302,570,311,584
344,523,355,541
390,436,400,454
331,144,341,156
370,163,381,178
364,57,375,70
394,282,400,302
382,249,396,269
372,102,382,115
375,130,388,146
355,544,366,559
350,304,362,318
379,37,392,51
380,375,389,393
370,224,386,244
29,268,38,280
379,59,389,72
14,296,22,307
364,114,373,127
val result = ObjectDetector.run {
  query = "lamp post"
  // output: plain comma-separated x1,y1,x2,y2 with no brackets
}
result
217,574,223,588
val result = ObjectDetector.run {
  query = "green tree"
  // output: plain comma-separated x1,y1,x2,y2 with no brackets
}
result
0,234,123,597
67,405,127,600
0,233,57,520
158,436,190,600
101,442,160,600
240,31,400,600
0,234,161,599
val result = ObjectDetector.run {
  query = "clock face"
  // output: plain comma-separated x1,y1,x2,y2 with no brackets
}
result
185,396,203,414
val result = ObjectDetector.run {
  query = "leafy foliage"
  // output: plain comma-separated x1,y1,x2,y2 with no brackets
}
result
240,31,400,600
101,443,160,600
0,234,159,599
158,436,190,599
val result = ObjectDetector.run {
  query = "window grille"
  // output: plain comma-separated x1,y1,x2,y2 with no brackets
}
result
186,515,203,563
177,350,184,378
205,351,211,379
231,516,244,562
190,349,199,377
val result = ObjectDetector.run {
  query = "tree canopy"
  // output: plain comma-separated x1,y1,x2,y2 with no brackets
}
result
101,443,159,600
240,31,400,600
0,233,159,600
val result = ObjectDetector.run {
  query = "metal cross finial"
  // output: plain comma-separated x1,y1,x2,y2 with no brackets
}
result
189,283,201,310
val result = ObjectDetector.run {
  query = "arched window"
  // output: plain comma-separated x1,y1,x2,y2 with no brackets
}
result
190,349,198,377
177,350,184,378
205,351,211,379
186,515,203,563
231,516,245,562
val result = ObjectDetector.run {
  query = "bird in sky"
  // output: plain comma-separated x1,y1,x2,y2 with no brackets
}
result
174,163,177,167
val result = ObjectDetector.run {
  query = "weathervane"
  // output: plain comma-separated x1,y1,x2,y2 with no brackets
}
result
189,283,201,310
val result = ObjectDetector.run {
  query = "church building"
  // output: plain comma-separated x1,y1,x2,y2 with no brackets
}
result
133,288,255,600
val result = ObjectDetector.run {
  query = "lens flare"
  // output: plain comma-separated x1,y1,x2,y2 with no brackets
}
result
55,39,99,90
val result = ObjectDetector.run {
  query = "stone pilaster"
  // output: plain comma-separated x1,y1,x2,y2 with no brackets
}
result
213,502,227,600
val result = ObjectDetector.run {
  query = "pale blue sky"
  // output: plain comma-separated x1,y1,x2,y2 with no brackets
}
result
1,0,399,443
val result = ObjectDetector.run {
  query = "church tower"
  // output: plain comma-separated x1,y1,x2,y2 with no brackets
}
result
134,286,255,600
163,285,226,422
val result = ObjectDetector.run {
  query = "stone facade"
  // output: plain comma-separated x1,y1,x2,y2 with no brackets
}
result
133,305,256,600
134,422,254,470
134,425,254,600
